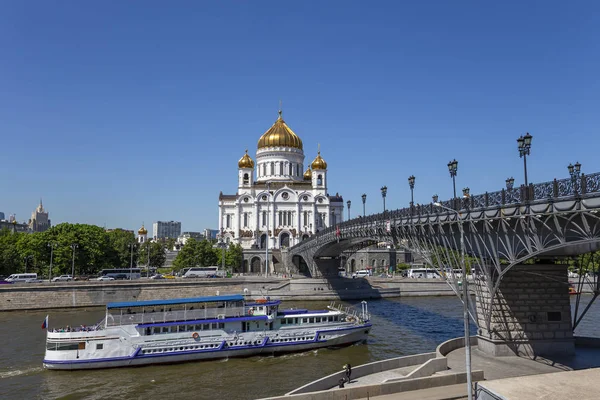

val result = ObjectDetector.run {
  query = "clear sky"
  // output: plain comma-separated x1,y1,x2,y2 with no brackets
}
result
1,1,599,233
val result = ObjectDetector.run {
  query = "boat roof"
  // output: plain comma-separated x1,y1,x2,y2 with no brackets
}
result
107,294,244,309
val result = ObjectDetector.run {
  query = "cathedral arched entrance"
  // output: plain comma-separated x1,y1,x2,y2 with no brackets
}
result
260,234,267,249
280,233,290,248
350,259,356,273
250,257,262,274
302,234,309,241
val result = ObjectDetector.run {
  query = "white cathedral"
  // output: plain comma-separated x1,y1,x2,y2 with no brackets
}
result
218,110,344,250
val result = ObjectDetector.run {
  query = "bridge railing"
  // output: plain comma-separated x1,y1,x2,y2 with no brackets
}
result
294,172,600,248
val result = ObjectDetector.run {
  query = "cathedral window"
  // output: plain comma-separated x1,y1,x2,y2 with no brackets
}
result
270,162,274,175
317,174,323,185
296,164,300,176
262,163,266,176
288,163,292,176
288,211,292,226
243,173,249,185
303,211,308,227
226,215,231,228
262,211,266,226
278,212,282,226
279,162,283,176
243,213,248,228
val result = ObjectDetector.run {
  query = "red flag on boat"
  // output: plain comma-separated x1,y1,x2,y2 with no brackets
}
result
41,315,48,330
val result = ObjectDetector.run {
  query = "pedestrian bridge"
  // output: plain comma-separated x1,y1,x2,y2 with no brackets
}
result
287,172,600,358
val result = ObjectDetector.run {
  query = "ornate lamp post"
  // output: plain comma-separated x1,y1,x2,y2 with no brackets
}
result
568,162,582,193
505,177,514,190
129,243,136,280
432,194,439,203
70,243,78,278
408,175,416,207
462,187,470,197
361,194,367,217
517,132,533,187
347,200,351,220
447,159,458,206
380,186,387,213
433,201,472,400
48,242,58,281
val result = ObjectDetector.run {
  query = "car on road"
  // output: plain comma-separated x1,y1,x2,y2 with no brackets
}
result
95,276,115,281
51,275,73,282
352,270,370,279
162,274,176,279
150,274,165,280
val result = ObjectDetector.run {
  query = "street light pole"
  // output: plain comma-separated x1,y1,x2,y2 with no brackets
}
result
361,194,367,217
380,186,387,213
434,202,472,400
70,244,78,278
129,243,135,280
568,162,582,194
447,159,458,200
408,175,415,208
347,200,351,220
48,242,57,281
517,132,533,187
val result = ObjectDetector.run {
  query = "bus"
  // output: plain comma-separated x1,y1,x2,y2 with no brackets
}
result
407,268,441,279
183,266,225,278
99,268,141,280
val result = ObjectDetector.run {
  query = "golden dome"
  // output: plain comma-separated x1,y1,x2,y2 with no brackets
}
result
257,111,303,150
303,167,312,181
238,149,254,169
311,151,328,170
138,224,147,235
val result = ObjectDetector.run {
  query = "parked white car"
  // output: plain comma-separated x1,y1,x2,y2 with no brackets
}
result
51,275,73,282
352,270,370,278
95,276,115,281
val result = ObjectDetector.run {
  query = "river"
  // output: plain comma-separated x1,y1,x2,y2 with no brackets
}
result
0,296,598,400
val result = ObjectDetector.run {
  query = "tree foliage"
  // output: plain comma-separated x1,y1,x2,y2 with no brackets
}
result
139,241,167,269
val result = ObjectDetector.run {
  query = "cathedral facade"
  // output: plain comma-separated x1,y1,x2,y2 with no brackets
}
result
218,111,344,251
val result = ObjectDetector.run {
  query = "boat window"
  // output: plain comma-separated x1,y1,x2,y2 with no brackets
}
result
195,324,201,330
78,342,86,350
96,343,103,350
187,325,194,332
153,327,160,334
294,318,298,324
302,318,308,324
218,323,225,329
316,317,321,323
56,342,80,351
203,324,210,330
309,318,314,323
162,327,169,333
46,342,56,350
281,319,286,325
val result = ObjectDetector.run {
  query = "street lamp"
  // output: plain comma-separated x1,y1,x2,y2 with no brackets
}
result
408,175,416,207
48,242,58,281
217,239,227,274
129,243,136,280
347,200,351,220
517,132,533,187
505,177,515,191
447,159,458,199
70,244,78,278
462,187,470,198
568,162,582,193
433,201,472,400
432,194,439,203
380,186,387,213
24,255,33,273
361,193,367,217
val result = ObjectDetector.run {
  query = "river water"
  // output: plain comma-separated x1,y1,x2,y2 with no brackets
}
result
0,296,598,400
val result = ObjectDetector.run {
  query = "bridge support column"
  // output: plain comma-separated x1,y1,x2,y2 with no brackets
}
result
476,264,574,357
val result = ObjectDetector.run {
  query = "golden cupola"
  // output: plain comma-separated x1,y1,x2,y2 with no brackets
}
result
238,149,254,169
257,110,303,150
311,151,328,170
303,167,312,181
138,224,148,235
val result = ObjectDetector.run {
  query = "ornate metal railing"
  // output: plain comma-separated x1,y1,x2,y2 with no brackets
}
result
294,172,600,248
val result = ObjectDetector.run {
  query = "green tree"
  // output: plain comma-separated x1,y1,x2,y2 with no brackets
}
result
166,238,176,251
223,243,243,273
0,229,22,276
106,229,138,269
139,241,167,269
172,239,219,271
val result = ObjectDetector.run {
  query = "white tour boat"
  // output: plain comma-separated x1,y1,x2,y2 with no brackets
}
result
43,294,371,370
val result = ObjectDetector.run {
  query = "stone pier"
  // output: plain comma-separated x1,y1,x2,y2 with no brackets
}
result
476,264,574,357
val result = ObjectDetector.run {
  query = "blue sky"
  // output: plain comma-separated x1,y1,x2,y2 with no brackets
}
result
1,1,599,233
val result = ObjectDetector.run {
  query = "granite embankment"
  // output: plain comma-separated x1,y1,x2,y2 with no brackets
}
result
0,277,454,311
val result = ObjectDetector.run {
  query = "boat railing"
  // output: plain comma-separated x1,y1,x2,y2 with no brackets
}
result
327,302,370,323
106,306,246,327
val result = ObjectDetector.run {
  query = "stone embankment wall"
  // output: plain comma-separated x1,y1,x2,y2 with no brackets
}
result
0,277,453,311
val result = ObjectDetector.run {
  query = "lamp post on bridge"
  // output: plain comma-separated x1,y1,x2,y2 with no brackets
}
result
517,132,533,187
347,200,351,220
447,159,458,201
568,162,582,194
48,242,58,281
380,186,387,213
361,193,367,218
408,175,415,208
505,177,514,190
433,201,472,400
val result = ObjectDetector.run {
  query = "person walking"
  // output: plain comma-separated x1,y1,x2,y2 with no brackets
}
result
343,363,352,382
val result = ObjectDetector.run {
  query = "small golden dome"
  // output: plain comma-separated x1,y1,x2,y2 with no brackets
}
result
138,224,147,235
257,111,303,150
238,149,254,169
303,167,312,181
311,151,328,170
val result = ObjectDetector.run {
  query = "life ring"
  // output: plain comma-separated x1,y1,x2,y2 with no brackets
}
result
248,309,254,316
192,332,199,339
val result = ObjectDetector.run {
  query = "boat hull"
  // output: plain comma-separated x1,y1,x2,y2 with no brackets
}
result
43,325,371,370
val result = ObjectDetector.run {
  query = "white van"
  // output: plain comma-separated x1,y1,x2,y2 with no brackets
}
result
6,273,41,283
352,270,370,279
407,269,440,279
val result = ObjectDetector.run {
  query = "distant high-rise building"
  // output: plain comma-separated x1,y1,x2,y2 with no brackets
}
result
204,229,219,240
153,221,181,240
0,212,4,221
28,199,51,232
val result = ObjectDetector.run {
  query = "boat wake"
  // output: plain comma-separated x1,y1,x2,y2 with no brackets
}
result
0,366,43,379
